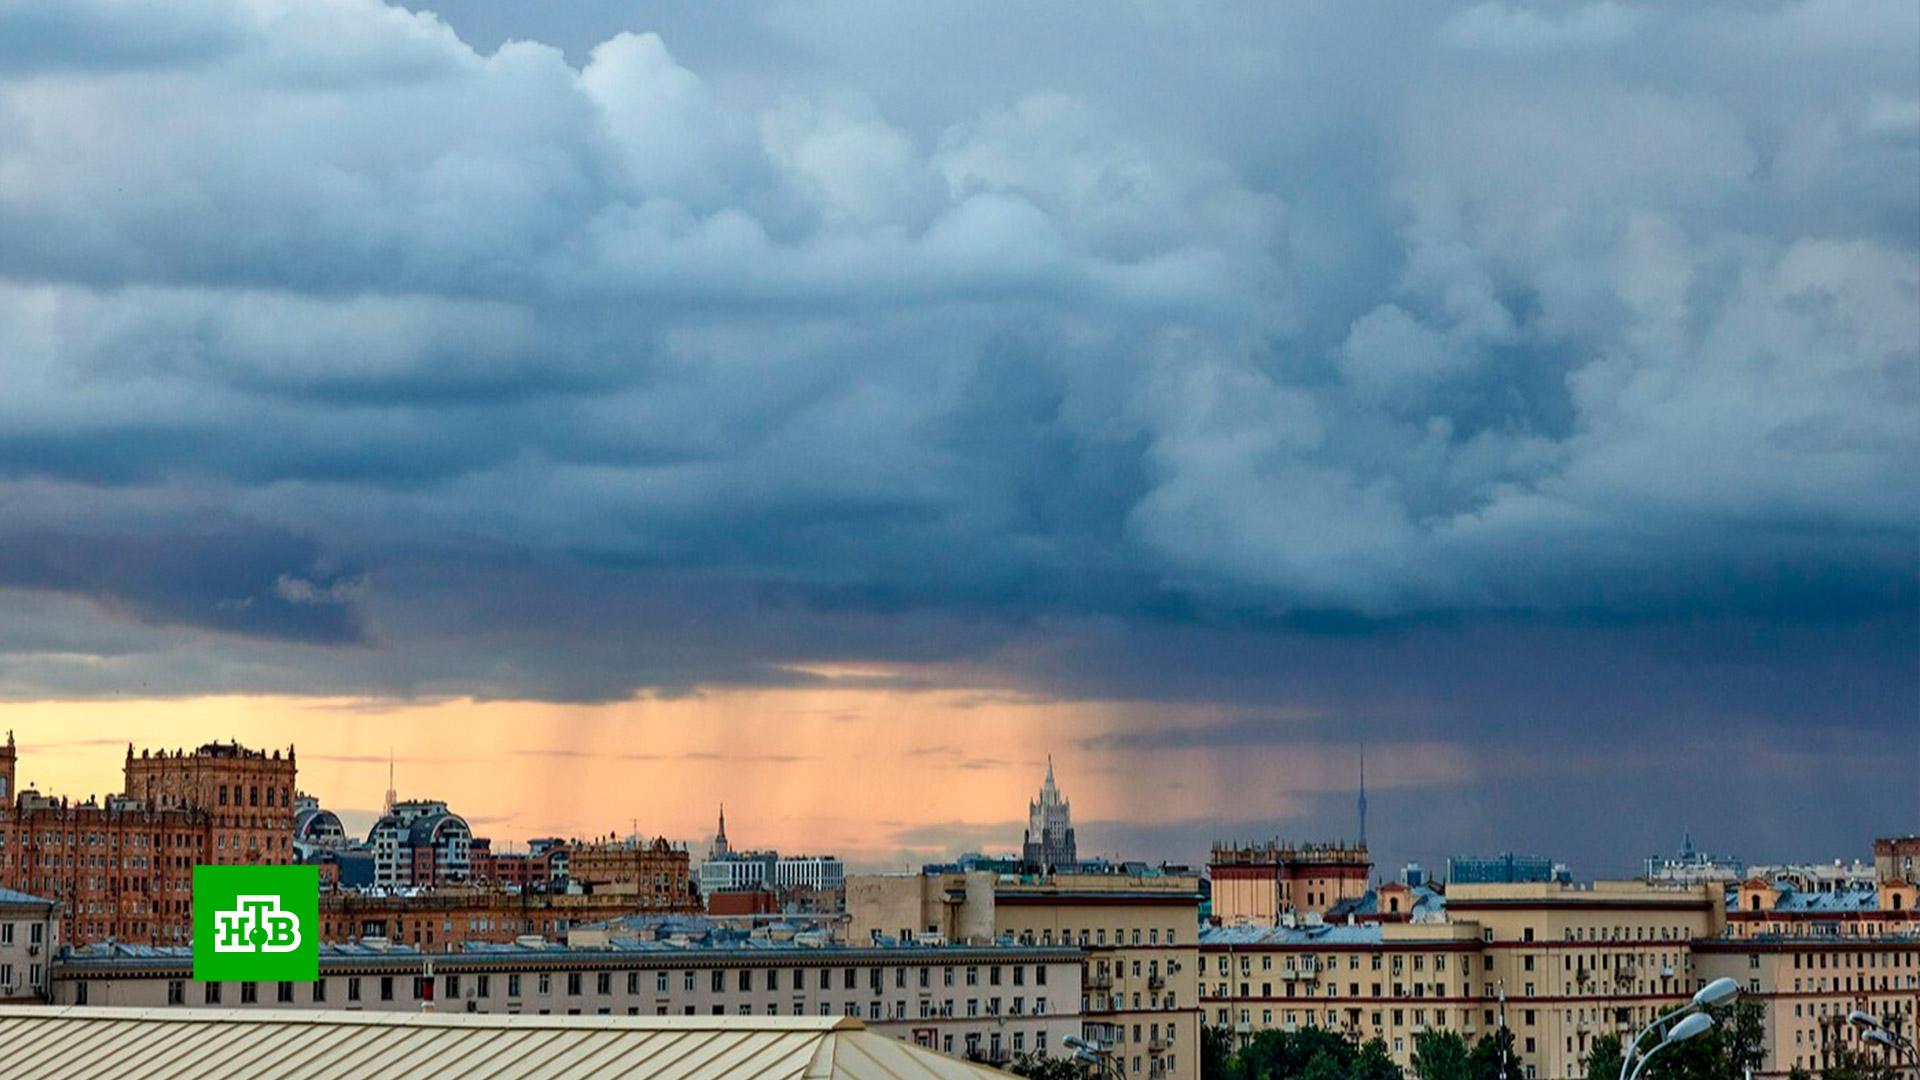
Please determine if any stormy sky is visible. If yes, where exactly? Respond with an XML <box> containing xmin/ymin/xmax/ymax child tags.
<box><xmin>0</xmin><ymin>0</ymin><xmax>1914</xmax><ymax>875</ymax></box>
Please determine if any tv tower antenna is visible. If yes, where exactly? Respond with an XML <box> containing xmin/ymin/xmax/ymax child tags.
<box><xmin>1357</xmin><ymin>744</ymin><xmax>1368</xmax><ymax>849</ymax></box>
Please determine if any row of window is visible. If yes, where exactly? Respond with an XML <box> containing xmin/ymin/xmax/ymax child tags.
<box><xmin>138</xmin><ymin>973</ymin><xmax>1055</xmax><ymax>1020</ymax></box>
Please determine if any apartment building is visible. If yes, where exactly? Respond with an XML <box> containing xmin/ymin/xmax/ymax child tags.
<box><xmin>0</xmin><ymin>737</ymin><xmax>295</xmax><ymax>946</ymax></box>
<box><xmin>52</xmin><ymin>936</ymin><xmax>1084</xmax><ymax>1069</ymax></box>
<box><xmin>318</xmin><ymin>885</ymin><xmax>700</xmax><ymax>947</ymax></box>
<box><xmin>566</xmin><ymin>835</ymin><xmax>695</xmax><ymax>909</ymax></box>
<box><xmin>849</xmin><ymin>865</ymin><xmax>1204</xmax><ymax>1080</ymax></box>
<box><xmin>1696</xmin><ymin>871</ymin><xmax>1920</xmax><ymax>1077</ymax></box>
<box><xmin>0</xmin><ymin>886</ymin><xmax>57</xmax><ymax>1002</ymax></box>
<box><xmin>1204</xmin><ymin>871</ymin><xmax>1920</xmax><ymax>1080</ymax></box>
<box><xmin>1202</xmin><ymin>880</ymin><xmax>1728</xmax><ymax>1080</ymax></box>
<box><xmin>1210</xmin><ymin>841</ymin><xmax>1371</xmax><ymax>924</ymax></box>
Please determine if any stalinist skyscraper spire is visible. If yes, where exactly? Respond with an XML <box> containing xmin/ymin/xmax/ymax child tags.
<box><xmin>710</xmin><ymin>804</ymin><xmax>730</xmax><ymax>861</ymax></box>
<box><xmin>1022</xmin><ymin>754</ymin><xmax>1077</xmax><ymax>872</ymax></box>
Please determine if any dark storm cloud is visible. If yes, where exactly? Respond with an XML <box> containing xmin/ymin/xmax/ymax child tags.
<box><xmin>0</xmin><ymin>0</ymin><xmax>1913</xmax><ymax>858</ymax></box>
<box><xmin>0</xmin><ymin>515</ymin><xmax>364</xmax><ymax>644</ymax></box>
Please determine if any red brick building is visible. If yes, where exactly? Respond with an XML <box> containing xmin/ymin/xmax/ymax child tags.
<box><xmin>0</xmin><ymin>735</ymin><xmax>296</xmax><ymax>946</ymax></box>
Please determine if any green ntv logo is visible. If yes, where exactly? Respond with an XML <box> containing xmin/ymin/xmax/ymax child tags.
<box><xmin>192</xmin><ymin>865</ymin><xmax>319</xmax><ymax>982</ymax></box>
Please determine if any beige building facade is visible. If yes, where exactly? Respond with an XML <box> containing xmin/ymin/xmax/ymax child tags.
<box><xmin>54</xmin><ymin>940</ymin><xmax>1084</xmax><ymax>1069</ymax></box>
<box><xmin>1205</xmin><ymin>876</ymin><xmax>1920</xmax><ymax>1080</ymax></box>
<box><xmin>1204</xmin><ymin>880</ymin><xmax>1728</xmax><ymax>1080</ymax></box>
<box><xmin>850</xmin><ymin>867</ymin><xmax>1204</xmax><ymax>1080</ymax></box>
<box><xmin>1694</xmin><ymin>937</ymin><xmax>1919</xmax><ymax>1077</ymax></box>
<box><xmin>0</xmin><ymin>886</ymin><xmax>57</xmax><ymax>1002</ymax></box>
<box><xmin>1210</xmin><ymin>841</ymin><xmax>1372</xmax><ymax>925</ymax></box>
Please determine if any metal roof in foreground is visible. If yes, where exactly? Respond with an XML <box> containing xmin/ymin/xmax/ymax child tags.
<box><xmin>0</xmin><ymin>1006</ymin><xmax>1015</xmax><ymax>1080</ymax></box>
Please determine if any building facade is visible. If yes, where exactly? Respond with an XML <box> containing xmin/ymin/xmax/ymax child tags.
<box><xmin>1448</xmin><ymin>853</ymin><xmax>1563</xmax><ymax>886</ymax></box>
<box><xmin>1021</xmin><ymin>757</ymin><xmax>1076</xmax><ymax>872</ymax></box>
<box><xmin>850</xmin><ymin>865</ymin><xmax>1204</xmax><ymax>1080</ymax></box>
<box><xmin>567</xmin><ymin>835</ymin><xmax>695</xmax><ymax>910</ymax></box>
<box><xmin>1201</xmin><ymin>872</ymin><xmax>1920</xmax><ymax>1080</ymax></box>
<box><xmin>319</xmin><ymin>885</ymin><xmax>701</xmax><ymax>948</ymax></box>
<box><xmin>1210</xmin><ymin>841</ymin><xmax>1371</xmax><ymax>925</ymax></box>
<box><xmin>0</xmin><ymin>736</ymin><xmax>295</xmax><ymax>946</ymax></box>
<box><xmin>368</xmin><ymin>799</ymin><xmax>474</xmax><ymax>888</ymax></box>
<box><xmin>0</xmin><ymin>886</ymin><xmax>57</xmax><ymax>1002</ymax></box>
<box><xmin>1876</xmin><ymin>837</ymin><xmax>1920</xmax><ymax>886</ymax></box>
<box><xmin>1204</xmin><ymin>880</ymin><xmax>1727</xmax><ymax>1080</ymax></box>
<box><xmin>53</xmin><ymin>937</ymin><xmax>1085</xmax><ymax>1068</ymax></box>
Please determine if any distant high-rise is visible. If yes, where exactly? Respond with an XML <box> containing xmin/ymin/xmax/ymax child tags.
<box><xmin>1447</xmin><ymin>852</ymin><xmax>1560</xmax><ymax>885</ymax></box>
<box><xmin>710</xmin><ymin>804</ymin><xmax>730</xmax><ymax>861</ymax></box>
<box><xmin>1021</xmin><ymin>755</ymin><xmax>1077</xmax><ymax>872</ymax></box>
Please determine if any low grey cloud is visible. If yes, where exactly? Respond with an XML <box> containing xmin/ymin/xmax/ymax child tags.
<box><xmin>0</xmin><ymin>0</ymin><xmax>1912</xmax><ymax>861</ymax></box>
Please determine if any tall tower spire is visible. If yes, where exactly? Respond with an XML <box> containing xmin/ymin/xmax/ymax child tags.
<box><xmin>1357</xmin><ymin>744</ymin><xmax>1368</xmax><ymax>849</ymax></box>
<box><xmin>711</xmin><ymin>804</ymin><xmax>730</xmax><ymax>860</ymax></box>
<box><xmin>383</xmin><ymin>748</ymin><xmax>396</xmax><ymax>815</ymax></box>
<box><xmin>1023</xmin><ymin>754</ymin><xmax>1076</xmax><ymax>873</ymax></box>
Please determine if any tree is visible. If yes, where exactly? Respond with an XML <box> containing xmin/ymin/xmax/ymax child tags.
<box><xmin>1470</xmin><ymin>1027</ymin><xmax>1519</xmax><ymax>1080</ymax></box>
<box><xmin>1237</xmin><ymin>1026</ymin><xmax>1358</xmax><ymax>1080</ymax></box>
<box><xmin>1722</xmin><ymin>1002</ymin><xmax>1767</xmax><ymax>1080</ymax></box>
<box><xmin>1202</xmin><ymin>1025</ymin><xmax>1243</xmax><ymax>1080</ymax></box>
<box><xmin>1647</xmin><ymin>1001</ymin><xmax>1769</xmax><ymax>1080</ymax></box>
<box><xmin>1413</xmin><ymin>1031</ymin><xmax>1474</xmax><ymax>1080</ymax></box>
<box><xmin>1584</xmin><ymin>1034</ymin><xmax>1625</xmax><ymax>1080</ymax></box>
<box><xmin>1009</xmin><ymin>1053</ymin><xmax>1089</xmax><ymax>1080</ymax></box>
<box><xmin>1814</xmin><ymin>1048</ymin><xmax>1901</xmax><ymax>1080</ymax></box>
<box><xmin>1354</xmin><ymin>1036</ymin><xmax>1408</xmax><ymax>1080</ymax></box>
<box><xmin>1300</xmin><ymin>1050</ymin><xmax>1347</xmax><ymax>1080</ymax></box>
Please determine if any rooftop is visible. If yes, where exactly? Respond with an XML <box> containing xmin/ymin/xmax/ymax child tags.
<box><xmin>0</xmin><ymin>1006</ymin><xmax>1012</xmax><ymax>1080</ymax></box>
<box><xmin>0</xmin><ymin>885</ymin><xmax>55</xmax><ymax>908</ymax></box>
<box><xmin>58</xmin><ymin>932</ymin><xmax>1080</xmax><ymax>971</ymax></box>
<box><xmin>1732</xmin><ymin>882</ymin><xmax>1905</xmax><ymax>914</ymax></box>
<box><xmin>1201</xmin><ymin>922</ymin><xmax>1388</xmax><ymax>947</ymax></box>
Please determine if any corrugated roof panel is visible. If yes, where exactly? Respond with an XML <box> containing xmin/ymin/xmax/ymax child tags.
<box><xmin>0</xmin><ymin>1007</ymin><xmax>1012</xmax><ymax>1079</ymax></box>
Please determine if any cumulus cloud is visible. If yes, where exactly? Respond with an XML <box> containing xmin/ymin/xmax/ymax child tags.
<box><xmin>0</xmin><ymin>0</ymin><xmax>1910</xmax><ymax>719</ymax></box>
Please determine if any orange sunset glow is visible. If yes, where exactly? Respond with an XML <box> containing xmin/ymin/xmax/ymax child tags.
<box><xmin>0</xmin><ymin>685</ymin><xmax>1468</xmax><ymax>868</ymax></box>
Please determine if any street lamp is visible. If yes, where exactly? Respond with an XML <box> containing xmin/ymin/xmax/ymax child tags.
<box><xmin>1847</xmin><ymin>1011</ymin><xmax>1918</xmax><ymax>1078</ymax></box>
<box><xmin>1617</xmin><ymin>978</ymin><xmax>1739</xmax><ymax>1080</ymax></box>
<box><xmin>1622</xmin><ymin>1012</ymin><xmax>1715</xmax><ymax>1080</ymax></box>
<box><xmin>1066</xmin><ymin>1035</ymin><xmax>1128</xmax><ymax>1079</ymax></box>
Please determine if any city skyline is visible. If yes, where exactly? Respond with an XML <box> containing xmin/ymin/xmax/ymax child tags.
<box><xmin>0</xmin><ymin>711</ymin><xmax>1896</xmax><ymax>881</ymax></box>
<box><xmin>0</xmin><ymin>1</ymin><xmax>1915</xmax><ymax>881</ymax></box>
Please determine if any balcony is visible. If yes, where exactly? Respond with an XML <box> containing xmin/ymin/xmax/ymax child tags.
<box><xmin>1150</xmin><ymin>1037</ymin><xmax>1173</xmax><ymax>1054</ymax></box>
<box><xmin>1148</xmin><ymin>975</ymin><xmax>1166</xmax><ymax>990</ymax></box>
<box><xmin>1088</xmin><ymin>972</ymin><xmax>1114</xmax><ymax>990</ymax></box>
